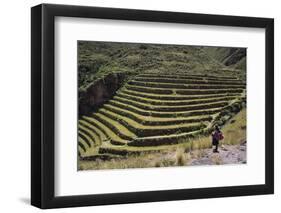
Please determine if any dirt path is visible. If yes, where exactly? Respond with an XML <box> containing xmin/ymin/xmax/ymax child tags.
<box><xmin>188</xmin><ymin>142</ymin><xmax>247</xmax><ymax>166</ymax></box>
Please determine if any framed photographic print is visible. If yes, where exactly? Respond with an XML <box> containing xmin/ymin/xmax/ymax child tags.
<box><xmin>31</xmin><ymin>3</ymin><xmax>274</xmax><ymax>209</ymax></box>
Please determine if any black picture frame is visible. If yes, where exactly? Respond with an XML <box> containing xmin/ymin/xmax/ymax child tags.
<box><xmin>31</xmin><ymin>3</ymin><xmax>274</xmax><ymax>209</ymax></box>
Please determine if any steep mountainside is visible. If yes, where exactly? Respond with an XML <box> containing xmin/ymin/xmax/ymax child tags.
<box><xmin>77</xmin><ymin>41</ymin><xmax>246</xmax><ymax>163</ymax></box>
<box><xmin>78</xmin><ymin>41</ymin><xmax>246</xmax><ymax>116</ymax></box>
<box><xmin>78</xmin><ymin>42</ymin><xmax>246</xmax><ymax>92</ymax></box>
<box><xmin>202</xmin><ymin>47</ymin><xmax>246</xmax><ymax>71</ymax></box>
<box><xmin>78</xmin><ymin>71</ymin><xmax>246</xmax><ymax>159</ymax></box>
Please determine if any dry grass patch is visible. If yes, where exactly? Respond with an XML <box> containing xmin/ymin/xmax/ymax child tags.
<box><xmin>78</xmin><ymin>108</ymin><xmax>246</xmax><ymax>170</ymax></box>
<box><xmin>175</xmin><ymin>148</ymin><xmax>187</xmax><ymax>166</ymax></box>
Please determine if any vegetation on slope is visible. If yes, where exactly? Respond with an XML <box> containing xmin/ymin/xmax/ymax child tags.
<box><xmin>79</xmin><ymin>109</ymin><xmax>246</xmax><ymax>170</ymax></box>
<box><xmin>202</xmin><ymin>47</ymin><xmax>246</xmax><ymax>71</ymax></box>
<box><xmin>78</xmin><ymin>41</ymin><xmax>246</xmax><ymax>92</ymax></box>
<box><xmin>77</xmin><ymin>41</ymin><xmax>247</xmax><ymax>169</ymax></box>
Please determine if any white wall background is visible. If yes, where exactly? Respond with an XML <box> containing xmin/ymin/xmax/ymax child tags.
<box><xmin>0</xmin><ymin>0</ymin><xmax>279</xmax><ymax>212</ymax></box>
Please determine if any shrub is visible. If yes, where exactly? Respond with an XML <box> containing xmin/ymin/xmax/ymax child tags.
<box><xmin>154</xmin><ymin>161</ymin><xmax>161</xmax><ymax>167</ymax></box>
<box><xmin>162</xmin><ymin>158</ymin><xmax>176</xmax><ymax>167</ymax></box>
<box><xmin>139</xmin><ymin>44</ymin><xmax>148</xmax><ymax>50</ymax></box>
<box><xmin>176</xmin><ymin>148</ymin><xmax>187</xmax><ymax>166</ymax></box>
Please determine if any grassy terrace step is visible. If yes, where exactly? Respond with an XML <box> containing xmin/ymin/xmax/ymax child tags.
<box><xmin>103</xmin><ymin>104</ymin><xmax>213</xmax><ymax>125</ymax></box>
<box><xmin>128</xmin><ymin>129</ymin><xmax>204</xmax><ymax>146</ymax></box>
<box><xmin>98</xmin><ymin>144</ymin><xmax>170</xmax><ymax>156</ymax></box>
<box><xmin>138</xmin><ymin>73</ymin><xmax>239</xmax><ymax>80</ymax></box>
<box><xmin>110</xmin><ymin>98</ymin><xmax>229</xmax><ymax>113</ymax></box>
<box><xmin>105</xmin><ymin>101</ymin><xmax>224</xmax><ymax>118</ymax></box>
<box><xmin>78</xmin><ymin>130</ymin><xmax>93</xmax><ymax>147</ymax></box>
<box><xmin>78</xmin><ymin>137</ymin><xmax>89</xmax><ymax>149</ymax></box>
<box><xmin>81</xmin><ymin>153</ymin><xmax>127</xmax><ymax>161</ymax></box>
<box><xmin>125</xmin><ymin>84</ymin><xmax>243</xmax><ymax>95</ymax></box>
<box><xmin>80</xmin><ymin>146</ymin><xmax>100</xmax><ymax>157</ymax></box>
<box><xmin>98</xmin><ymin>128</ymin><xmax>205</xmax><ymax>149</ymax></box>
<box><xmin>134</xmin><ymin>77</ymin><xmax>246</xmax><ymax>85</ymax></box>
<box><xmin>79</xmin><ymin>128</ymin><xmax>102</xmax><ymax>147</ymax></box>
<box><xmin>79</xmin><ymin>120</ymin><xmax>108</xmax><ymax>146</ymax></box>
<box><xmin>100</xmin><ymin>107</ymin><xmax>212</xmax><ymax>125</ymax></box>
<box><xmin>81</xmin><ymin>116</ymin><xmax>130</xmax><ymax>145</ymax></box>
<box><xmin>176</xmin><ymin>88</ymin><xmax>243</xmax><ymax>95</ymax></box>
<box><xmin>125</xmin><ymin>85</ymin><xmax>173</xmax><ymax>94</ymax></box>
<box><xmin>92</xmin><ymin>113</ymin><xmax>136</xmax><ymax>140</ymax></box>
<box><xmin>128</xmin><ymin>80</ymin><xmax>245</xmax><ymax>90</ymax></box>
<box><xmin>98</xmin><ymin>147</ymin><xmax>139</xmax><ymax>156</ymax></box>
<box><xmin>141</xmin><ymin>73</ymin><xmax>209</xmax><ymax>78</ymax></box>
<box><xmin>98</xmin><ymin>108</ymin><xmax>207</xmax><ymax>137</ymax></box>
<box><xmin>137</xmin><ymin>75</ymin><xmax>243</xmax><ymax>84</ymax></box>
<box><xmin>79</xmin><ymin>119</ymin><xmax>113</xmax><ymax>144</ymax></box>
<box><xmin>79</xmin><ymin>122</ymin><xmax>108</xmax><ymax>148</ymax></box>
<box><xmin>78</xmin><ymin>124</ymin><xmax>101</xmax><ymax>146</ymax></box>
<box><xmin>138</xmin><ymin>74</ymin><xmax>204</xmax><ymax>80</ymax></box>
<box><xmin>97</xmin><ymin>117</ymin><xmax>221</xmax><ymax>154</ymax></box>
<box><xmin>78</xmin><ymin>139</ymin><xmax>100</xmax><ymax>157</ymax></box>
<box><xmin>121</xmin><ymin>88</ymin><xmax>242</xmax><ymax>101</ymax></box>
<box><xmin>141</xmin><ymin>72</ymin><xmax>239</xmax><ymax>79</ymax></box>
<box><xmin>116</xmin><ymin>92</ymin><xmax>238</xmax><ymax>106</ymax></box>
<box><xmin>78</xmin><ymin>147</ymin><xmax>84</xmax><ymax>156</ymax></box>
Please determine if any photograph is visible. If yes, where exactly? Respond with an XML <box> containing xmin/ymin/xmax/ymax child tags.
<box><xmin>77</xmin><ymin>41</ymin><xmax>247</xmax><ymax>170</ymax></box>
<box><xmin>29</xmin><ymin>2</ymin><xmax>274</xmax><ymax>209</ymax></box>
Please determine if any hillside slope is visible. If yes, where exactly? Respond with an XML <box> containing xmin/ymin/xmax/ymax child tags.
<box><xmin>78</xmin><ymin>41</ymin><xmax>246</xmax><ymax>116</ymax></box>
<box><xmin>202</xmin><ymin>47</ymin><xmax>246</xmax><ymax>71</ymax></box>
<box><xmin>79</xmin><ymin>109</ymin><xmax>246</xmax><ymax>170</ymax></box>
<box><xmin>77</xmin><ymin>41</ymin><xmax>247</xmax><ymax>168</ymax></box>
<box><xmin>78</xmin><ymin>71</ymin><xmax>246</xmax><ymax>160</ymax></box>
<box><xmin>78</xmin><ymin>42</ymin><xmax>246</xmax><ymax>91</ymax></box>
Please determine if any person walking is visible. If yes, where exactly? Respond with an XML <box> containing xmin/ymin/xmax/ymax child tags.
<box><xmin>212</xmin><ymin>125</ymin><xmax>224</xmax><ymax>153</ymax></box>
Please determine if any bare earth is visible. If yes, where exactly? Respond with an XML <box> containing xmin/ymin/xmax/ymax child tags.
<box><xmin>188</xmin><ymin>142</ymin><xmax>247</xmax><ymax>166</ymax></box>
<box><xmin>79</xmin><ymin>142</ymin><xmax>247</xmax><ymax>170</ymax></box>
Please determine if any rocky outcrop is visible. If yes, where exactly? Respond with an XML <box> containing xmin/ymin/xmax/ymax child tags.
<box><xmin>79</xmin><ymin>72</ymin><xmax>126</xmax><ymax>116</ymax></box>
<box><xmin>202</xmin><ymin>47</ymin><xmax>246</xmax><ymax>69</ymax></box>
<box><xmin>224</xmin><ymin>48</ymin><xmax>246</xmax><ymax>66</ymax></box>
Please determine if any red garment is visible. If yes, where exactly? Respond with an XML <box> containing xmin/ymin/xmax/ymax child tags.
<box><xmin>213</xmin><ymin>131</ymin><xmax>224</xmax><ymax>141</ymax></box>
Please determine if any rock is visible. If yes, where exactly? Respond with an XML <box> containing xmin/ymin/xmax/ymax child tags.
<box><xmin>240</xmin><ymin>147</ymin><xmax>246</xmax><ymax>151</ymax></box>
<box><xmin>79</xmin><ymin>72</ymin><xmax>126</xmax><ymax>116</ymax></box>
<box><xmin>221</xmin><ymin>145</ymin><xmax>228</xmax><ymax>151</ymax></box>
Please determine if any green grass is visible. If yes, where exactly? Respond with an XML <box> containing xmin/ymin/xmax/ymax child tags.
<box><xmin>125</xmin><ymin>84</ymin><xmax>243</xmax><ymax>95</ymax></box>
<box><xmin>97</xmin><ymin>108</ymin><xmax>206</xmax><ymax>137</ymax></box>
<box><xmin>128</xmin><ymin>80</ymin><xmax>245</xmax><ymax>90</ymax></box>
<box><xmin>78</xmin><ymin>130</ymin><xmax>94</xmax><ymax>147</ymax></box>
<box><xmin>78</xmin><ymin>41</ymin><xmax>246</xmax><ymax>169</ymax></box>
<box><xmin>78</xmin><ymin>125</ymin><xmax>100</xmax><ymax>146</ymax></box>
<box><xmin>81</xmin><ymin>116</ymin><xmax>129</xmax><ymax>145</ymax></box>
<box><xmin>221</xmin><ymin>108</ymin><xmax>246</xmax><ymax>145</ymax></box>
<box><xmin>79</xmin><ymin>109</ymin><xmax>246</xmax><ymax>170</ymax></box>
<box><xmin>121</xmin><ymin>88</ymin><xmax>242</xmax><ymax>100</ymax></box>
<box><xmin>78</xmin><ymin>41</ymin><xmax>246</xmax><ymax>91</ymax></box>
<box><xmin>100</xmin><ymin>107</ymin><xmax>212</xmax><ymax>126</ymax></box>
<box><xmin>137</xmin><ymin>73</ymin><xmax>239</xmax><ymax>80</ymax></box>
<box><xmin>113</xmin><ymin>95</ymin><xmax>231</xmax><ymax>112</ymax></box>
<box><xmin>93</xmin><ymin>113</ymin><xmax>136</xmax><ymax>140</ymax></box>
<box><xmin>109</xmin><ymin>99</ymin><xmax>229</xmax><ymax>117</ymax></box>
<box><xmin>116</xmin><ymin>91</ymin><xmax>239</xmax><ymax>106</ymax></box>
<box><xmin>78</xmin><ymin>97</ymin><xmax>245</xmax><ymax>156</ymax></box>
<box><xmin>78</xmin><ymin>137</ymin><xmax>89</xmax><ymax>149</ymax></box>
<box><xmin>134</xmin><ymin>76</ymin><xmax>246</xmax><ymax>85</ymax></box>
<box><xmin>79</xmin><ymin>120</ymin><xmax>108</xmax><ymax>142</ymax></box>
